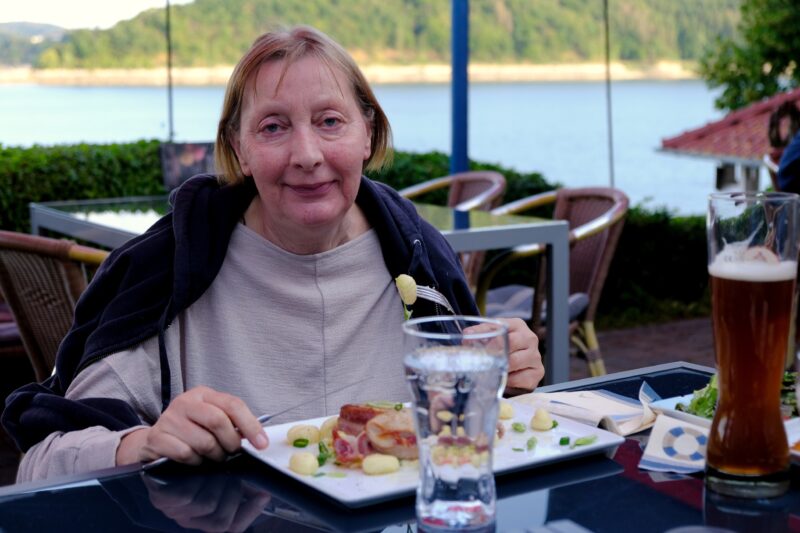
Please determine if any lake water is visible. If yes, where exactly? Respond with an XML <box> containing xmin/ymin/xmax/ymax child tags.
<box><xmin>0</xmin><ymin>80</ymin><xmax>739</xmax><ymax>215</ymax></box>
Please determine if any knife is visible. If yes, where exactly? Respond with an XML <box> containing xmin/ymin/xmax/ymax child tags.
<box><xmin>142</xmin><ymin>376</ymin><xmax>371</xmax><ymax>470</ymax></box>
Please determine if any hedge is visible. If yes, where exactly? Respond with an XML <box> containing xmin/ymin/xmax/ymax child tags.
<box><xmin>0</xmin><ymin>141</ymin><xmax>709</xmax><ymax>327</ymax></box>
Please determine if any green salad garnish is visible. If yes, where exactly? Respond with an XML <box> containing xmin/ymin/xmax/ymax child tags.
<box><xmin>675</xmin><ymin>375</ymin><xmax>718</xmax><ymax>419</ymax></box>
<box><xmin>676</xmin><ymin>372</ymin><xmax>798</xmax><ymax>418</ymax></box>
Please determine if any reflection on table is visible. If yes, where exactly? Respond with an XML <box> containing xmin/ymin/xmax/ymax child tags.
<box><xmin>29</xmin><ymin>194</ymin><xmax>572</xmax><ymax>384</ymax></box>
<box><xmin>2</xmin><ymin>362</ymin><xmax>796</xmax><ymax>533</ymax></box>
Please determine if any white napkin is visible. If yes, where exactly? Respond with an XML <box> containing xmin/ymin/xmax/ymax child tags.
<box><xmin>512</xmin><ymin>382</ymin><xmax>660</xmax><ymax>436</ymax></box>
<box><xmin>638</xmin><ymin>415</ymin><xmax>800</xmax><ymax>474</ymax></box>
<box><xmin>638</xmin><ymin>414</ymin><xmax>708</xmax><ymax>474</ymax></box>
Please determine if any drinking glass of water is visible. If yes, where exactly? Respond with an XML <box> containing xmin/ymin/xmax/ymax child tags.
<box><xmin>402</xmin><ymin>316</ymin><xmax>509</xmax><ymax>532</ymax></box>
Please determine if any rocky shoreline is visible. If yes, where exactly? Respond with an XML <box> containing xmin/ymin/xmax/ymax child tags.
<box><xmin>0</xmin><ymin>61</ymin><xmax>698</xmax><ymax>86</ymax></box>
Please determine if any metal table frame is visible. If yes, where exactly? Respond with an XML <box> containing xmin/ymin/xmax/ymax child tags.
<box><xmin>30</xmin><ymin>197</ymin><xmax>571</xmax><ymax>384</ymax></box>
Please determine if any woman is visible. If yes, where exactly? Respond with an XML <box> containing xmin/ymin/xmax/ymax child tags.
<box><xmin>3</xmin><ymin>26</ymin><xmax>543</xmax><ymax>481</ymax></box>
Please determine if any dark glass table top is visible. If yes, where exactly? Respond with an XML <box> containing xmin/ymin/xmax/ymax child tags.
<box><xmin>1</xmin><ymin>362</ymin><xmax>797</xmax><ymax>532</ymax></box>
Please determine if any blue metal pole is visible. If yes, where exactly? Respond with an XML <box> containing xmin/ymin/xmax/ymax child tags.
<box><xmin>451</xmin><ymin>0</ymin><xmax>469</xmax><ymax>174</ymax></box>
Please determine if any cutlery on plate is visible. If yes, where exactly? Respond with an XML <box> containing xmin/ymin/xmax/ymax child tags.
<box><xmin>142</xmin><ymin>376</ymin><xmax>371</xmax><ymax>470</ymax></box>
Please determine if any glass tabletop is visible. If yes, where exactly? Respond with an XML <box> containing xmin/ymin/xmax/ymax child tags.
<box><xmin>1</xmin><ymin>362</ymin><xmax>796</xmax><ymax>532</ymax></box>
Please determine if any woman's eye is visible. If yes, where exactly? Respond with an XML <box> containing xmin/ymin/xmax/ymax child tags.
<box><xmin>263</xmin><ymin>123</ymin><xmax>281</xmax><ymax>134</ymax></box>
<box><xmin>322</xmin><ymin>117</ymin><xmax>340</xmax><ymax>127</ymax></box>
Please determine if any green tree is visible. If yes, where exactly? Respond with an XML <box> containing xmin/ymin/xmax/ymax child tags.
<box><xmin>699</xmin><ymin>0</ymin><xmax>800</xmax><ymax>110</ymax></box>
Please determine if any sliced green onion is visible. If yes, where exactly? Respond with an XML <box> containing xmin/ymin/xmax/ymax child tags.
<box><xmin>551</xmin><ymin>420</ymin><xmax>559</xmax><ymax>429</ymax></box>
<box><xmin>526</xmin><ymin>436</ymin><xmax>537</xmax><ymax>451</ymax></box>
<box><xmin>326</xmin><ymin>472</ymin><xmax>347</xmax><ymax>478</ymax></box>
<box><xmin>394</xmin><ymin>403</ymin><xmax>404</xmax><ymax>411</ymax></box>
<box><xmin>559</xmin><ymin>436</ymin><xmax>570</xmax><ymax>446</ymax></box>
<box><xmin>293</xmin><ymin>438</ymin><xmax>309</xmax><ymax>448</ymax></box>
<box><xmin>318</xmin><ymin>441</ymin><xmax>332</xmax><ymax>466</ymax></box>
<box><xmin>511</xmin><ymin>422</ymin><xmax>526</xmax><ymax>433</ymax></box>
<box><xmin>512</xmin><ymin>447</ymin><xmax>524</xmax><ymax>452</ymax></box>
<box><xmin>571</xmin><ymin>435</ymin><xmax>598</xmax><ymax>448</ymax></box>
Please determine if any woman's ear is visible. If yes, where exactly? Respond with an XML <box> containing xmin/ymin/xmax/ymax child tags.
<box><xmin>231</xmin><ymin>135</ymin><xmax>251</xmax><ymax>176</ymax></box>
<box><xmin>363</xmin><ymin>121</ymin><xmax>373</xmax><ymax>161</ymax></box>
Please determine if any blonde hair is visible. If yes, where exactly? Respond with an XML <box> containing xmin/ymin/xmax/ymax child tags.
<box><xmin>215</xmin><ymin>26</ymin><xmax>393</xmax><ymax>184</ymax></box>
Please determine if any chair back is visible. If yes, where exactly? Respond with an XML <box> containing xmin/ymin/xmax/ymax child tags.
<box><xmin>398</xmin><ymin>170</ymin><xmax>507</xmax><ymax>291</ymax></box>
<box><xmin>554</xmin><ymin>187</ymin><xmax>629</xmax><ymax>322</ymax></box>
<box><xmin>0</xmin><ymin>231</ymin><xmax>108</xmax><ymax>381</ymax></box>
<box><xmin>446</xmin><ymin>171</ymin><xmax>506</xmax><ymax>211</ymax></box>
<box><xmin>397</xmin><ymin>170</ymin><xmax>506</xmax><ymax>211</ymax></box>
<box><xmin>477</xmin><ymin>186</ymin><xmax>627</xmax><ymax>377</ymax></box>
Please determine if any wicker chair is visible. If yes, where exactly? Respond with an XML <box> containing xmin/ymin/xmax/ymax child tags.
<box><xmin>475</xmin><ymin>187</ymin><xmax>629</xmax><ymax>377</ymax></box>
<box><xmin>0</xmin><ymin>294</ymin><xmax>26</xmax><ymax>364</ymax></box>
<box><xmin>398</xmin><ymin>171</ymin><xmax>507</xmax><ymax>290</ymax></box>
<box><xmin>0</xmin><ymin>231</ymin><xmax>109</xmax><ymax>382</ymax></box>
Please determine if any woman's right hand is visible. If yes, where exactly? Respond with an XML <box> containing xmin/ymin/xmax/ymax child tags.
<box><xmin>116</xmin><ymin>386</ymin><xmax>269</xmax><ymax>466</ymax></box>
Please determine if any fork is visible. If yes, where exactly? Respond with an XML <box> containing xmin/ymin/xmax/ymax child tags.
<box><xmin>415</xmin><ymin>285</ymin><xmax>457</xmax><ymax>315</ymax></box>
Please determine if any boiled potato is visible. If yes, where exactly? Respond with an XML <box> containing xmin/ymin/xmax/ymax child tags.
<box><xmin>530</xmin><ymin>407</ymin><xmax>554</xmax><ymax>431</ymax></box>
<box><xmin>498</xmin><ymin>401</ymin><xmax>514</xmax><ymax>420</ymax></box>
<box><xmin>286</xmin><ymin>424</ymin><xmax>320</xmax><ymax>445</ymax></box>
<box><xmin>319</xmin><ymin>416</ymin><xmax>338</xmax><ymax>442</ymax></box>
<box><xmin>362</xmin><ymin>453</ymin><xmax>400</xmax><ymax>475</ymax></box>
<box><xmin>289</xmin><ymin>452</ymin><xmax>319</xmax><ymax>475</ymax></box>
<box><xmin>436</xmin><ymin>410</ymin><xmax>454</xmax><ymax>422</ymax></box>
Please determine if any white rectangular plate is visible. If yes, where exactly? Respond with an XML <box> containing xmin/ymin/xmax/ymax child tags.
<box><xmin>242</xmin><ymin>402</ymin><xmax>624</xmax><ymax>508</ymax></box>
<box><xmin>650</xmin><ymin>395</ymin><xmax>800</xmax><ymax>462</ymax></box>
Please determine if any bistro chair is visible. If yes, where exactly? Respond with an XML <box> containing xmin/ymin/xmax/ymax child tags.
<box><xmin>0</xmin><ymin>231</ymin><xmax>109</xmax><ymax>382</ymax></box>
<box><xmin>0</xmin><ymin>294</ymin><xmax>26</xmax><ymax>365</ymax></box>
<box><xmin>398</xmin><ymin>171</ymin><xmax>507</xmax><ymax>290</ymax></box>
<box><xmin>475</xmin><ymin>187</ymin><xmax>629</xmax><ymax>377</ymax></box>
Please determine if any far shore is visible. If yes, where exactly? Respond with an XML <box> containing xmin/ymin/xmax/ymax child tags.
<box><xmin>0</xmin><ymin>61</ymin><xmax>699</xmax><ymax>86</ymax></box>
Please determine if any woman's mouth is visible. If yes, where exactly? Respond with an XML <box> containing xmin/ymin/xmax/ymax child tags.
<box><xmin>288</xmin><ymin>181</ymin><xmax>335</xmax><ymax>197</ymax></box>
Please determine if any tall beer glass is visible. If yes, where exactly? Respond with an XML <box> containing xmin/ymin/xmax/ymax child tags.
<box><xmin>706</xmin><ymin>191</ymin><xmax>799</xmax><ymax>498</ymax></box>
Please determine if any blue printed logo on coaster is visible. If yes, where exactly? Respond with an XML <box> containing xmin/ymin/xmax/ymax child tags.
<box><xmin>661</xmin><ymin>426</ymin><xmax>707</xmax><ymax>462</ymax></box>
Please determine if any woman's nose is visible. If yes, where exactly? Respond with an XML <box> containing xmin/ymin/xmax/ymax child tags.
<box><xmin>290</xmin><ymin>127</ymin><xmax>323</xmax><ymax>171</ymax></box>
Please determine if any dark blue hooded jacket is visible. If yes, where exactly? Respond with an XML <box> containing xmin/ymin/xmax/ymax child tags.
<box><xmin>778</xmin><ymin>130</ymin><xmax>800</xmax><ymax>194</ymax></box>
<box><xmin>2</xmin><ymin>175</ymin><xmax>477</xmax><ymax>451</ymax></box>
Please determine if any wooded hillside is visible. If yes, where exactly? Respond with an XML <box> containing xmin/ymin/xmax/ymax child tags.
<box><xmin>6</xmin><ymin>0</ymin><xmax>741</xmax><ymax>69</ymax></box>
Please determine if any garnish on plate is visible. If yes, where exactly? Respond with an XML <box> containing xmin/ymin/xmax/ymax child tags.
<box><xmin>676</xmin><ymin>372</ymin><xmax>798</xmax><ymax>419</ymax></box>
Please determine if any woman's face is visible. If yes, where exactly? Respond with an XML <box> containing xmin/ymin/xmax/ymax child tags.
<box><xmin>232</xmin><ymin>55</ymin><xmax>371</xmax><ymax>232</ymax></box>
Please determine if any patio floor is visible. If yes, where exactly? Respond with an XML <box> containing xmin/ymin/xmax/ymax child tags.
<box><xmin>0</xmin><ymin>316</ymin><xmax>715</xmax><ymax>487</ymax></box>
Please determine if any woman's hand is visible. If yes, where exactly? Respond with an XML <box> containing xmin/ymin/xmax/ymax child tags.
<box><xmin>497</xmin><ymin>318</ymin><xmax>544</xmax><ymax>394</ymax></box>
<box><xmin>116</xmin><ymin>386</ymin><xmax>269</xmax><ymax>466</ymax></box>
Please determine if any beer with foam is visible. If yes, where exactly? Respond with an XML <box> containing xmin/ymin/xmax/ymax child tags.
<box><xmin>706</xmin><ymin>258</ymin><xmax>794</xmax><ymax>481</ymax></box>
<box><xmin>705</xmin><ymin>191</ymin><xmax>799</xmax><ymax>498</ymax></box>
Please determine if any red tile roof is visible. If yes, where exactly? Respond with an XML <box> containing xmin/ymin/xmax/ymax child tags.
<box><xmin>660</xmin><ymin>88</ymin><xmax>800</xmax><ymax>165</ymax></box>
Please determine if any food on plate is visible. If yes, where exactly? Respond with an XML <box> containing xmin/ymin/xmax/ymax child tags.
<box><xmin>498</xmin><ymin>401</ymin><xmax>514</xmax><ymax>420</ymax></box>
<box><xmin>430</xmin><ymin>441</ymin><xmax>489</xmax><ymax>467</ymax></box>
<box><xmin>675</xmin><ymin>375</ymin><xmax>717</xmax><ymax>419</ymax></box>
<box><xmin>676</xmin><ymin>372</ymin><xmax>798</xmax><ymax>419</ymax></box>
<box><xmin>289</xmin><ymin>452</ymin><xmax>319</xmax><ymax>475</ymax></box>
<box><xmin>362</xmin><ymin>453</ymin><xmax>401</xmax><ymax>475</ymax></box>
<box><xmin>286</xmin><ymin>424</ymin><xmax>321</xmax><ymax>446</ymax></box>
<box><xmin>530</xmin><ymin>407</ymin><xmax>555</xmax><ymax>431</ymax></box>
<box><xmin>319</xmin><ymin>416</ymin><xmax>338</xmax><ymax>443</ymax></box>
<box><xmin>435</xmin><ymin>409</ymin><xmax>455</xmax><ymax>422</ymax></box>
<box><xmin>781</xmin><ymin>372</ymin><xmax>798</xmax><ymax>417</ymax></box>
<box><xmin>793</xmin><ymin>440</ymin><xmax>800</xmax><ymax>452</ymax></box>
<box><xmin>333</xmin><ymin>403</ymin><xmax>418</xmax><ymax>467</ymax></box>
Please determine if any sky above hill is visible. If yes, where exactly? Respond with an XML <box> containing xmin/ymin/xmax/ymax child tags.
<box><xmin>0</xmin><ymin>0</ymin><xmax>194</xmax><ymax>30</ymax></box>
